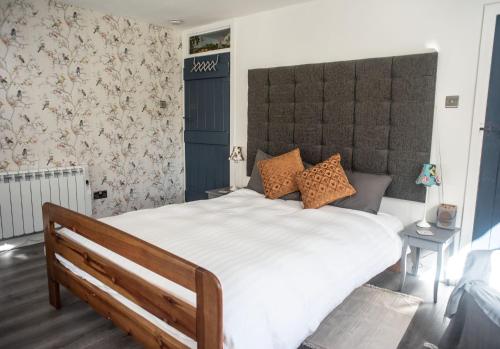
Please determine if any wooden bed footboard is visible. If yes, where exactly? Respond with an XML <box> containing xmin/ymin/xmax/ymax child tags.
<box><xmin>42</xmin><ymin>202</ymin><xmax>223</xmax><ymax>349</ymax></box>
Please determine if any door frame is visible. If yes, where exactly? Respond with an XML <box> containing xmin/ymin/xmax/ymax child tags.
<box><xmin>462</xmin><ymin>3</ymin><xmax>500</xmax><ymax>249</ymax></box>
<box><xmin>182</xmin><ymin>21</ymin><xmax>237</xmax><ymax>196</ymax></box>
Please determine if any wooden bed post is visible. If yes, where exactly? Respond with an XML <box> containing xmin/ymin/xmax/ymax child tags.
<box><xmin>43</xmin><ymin>203</ymin><xmax>61</xmax><ymax>309</ymax></box>
<box><xmin>196</xmin><ymin>267</ymin><xmax>223</xmax><ymax>349</ymax></box>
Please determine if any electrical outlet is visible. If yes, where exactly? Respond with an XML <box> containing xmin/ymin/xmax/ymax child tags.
<box><xmin>445</xmin><ymin>95</ymin><xmax>459</xmax><ymax>108</ymax></box>
<box><xmin>93</xmin><ymin>190</ymin><xmax>107</xmax><ymax>200</ymax></box>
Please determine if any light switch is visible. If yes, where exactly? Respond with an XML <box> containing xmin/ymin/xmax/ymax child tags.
<box><xmin>445</xmin><ymin>95</ymin><xmax>459</xmax><ymax>108</ymax></box>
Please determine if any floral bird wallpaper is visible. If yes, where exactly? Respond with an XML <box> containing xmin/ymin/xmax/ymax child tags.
<box><xmin>0</xmin><ymin>0</ymin><xmax>184</xmax><ymax>217</ymax></box>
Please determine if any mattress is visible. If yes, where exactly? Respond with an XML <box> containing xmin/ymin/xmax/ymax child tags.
<box><xmin>56</xmin><ymin>188</ymin><xmax>403</xmax><ymax>349</ymax></box>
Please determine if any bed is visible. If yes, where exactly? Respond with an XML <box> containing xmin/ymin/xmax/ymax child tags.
<box><xmin>43</xmin><ymin>52</ymin><xmax>438</xmax><ymax>349</ymax></box>
<box><xmin>46</xmin><ymin>189</ymin><xmax>402</xmax><ymax>349</ymax></box>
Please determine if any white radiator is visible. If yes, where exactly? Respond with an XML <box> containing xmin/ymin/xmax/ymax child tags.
<box><xmin>0</xmin><ymin>166</ymin><xmax>92</xmax><ymax>240</ymax></box>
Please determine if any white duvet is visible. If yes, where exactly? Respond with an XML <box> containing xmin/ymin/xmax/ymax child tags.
<box><xmin>58</xmin><ymin>189</ymin><xmax>403</xmax><ymax>349</ymax></box>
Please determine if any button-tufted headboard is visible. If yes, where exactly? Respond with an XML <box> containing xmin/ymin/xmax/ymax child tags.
<box><xmin>247</xmin><ymin>52</ymin><xmax>437</xmax><ymax>202</ymax></box>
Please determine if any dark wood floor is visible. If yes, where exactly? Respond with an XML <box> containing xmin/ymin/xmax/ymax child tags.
<box><xmin>0</xmin><ymin>243</ymin><xmax>452</xmax><ymax>349</ymax></box>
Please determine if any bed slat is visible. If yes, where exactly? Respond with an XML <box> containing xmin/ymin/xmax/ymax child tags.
<box><xmin>53</xmin><ymin>262</ymin><xmax>190</xmax><ymax>349</ymax></box>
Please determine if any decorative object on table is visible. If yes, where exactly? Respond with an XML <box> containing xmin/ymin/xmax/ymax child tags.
<box><xmin>189</xmin><ymin>28</ymin><xmax>230</xmax><ymax>54</ymax></box>
<box><xmin>417</xmin><ymin>229</ymin><xmax>434</xmax><ymax>236</ymax></box>
<box><xmin>436</xmin><ymin>203</ymin><xmax>457</xmax><ymax>230</ymax></box>
<box><xmin>400</xmin><ymin>222</ymin><xmax>460</xmax><ymax>303</ymax></box>
<box><xmin>228</xmin><ymin>146</ymin><xmax>244</xmax><ymax>191</ymax></box>
<box><xmin>415</xmin><ymin>163</ymin><xmax>441</xmax><ymax>228</ymax></box>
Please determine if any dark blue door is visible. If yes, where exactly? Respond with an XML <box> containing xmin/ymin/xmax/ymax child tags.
<box><xmin>473</xmin><ymin>16</ymin><xmax>500</xmax><ymax>249</ymax></box>
<box><xmin>184</xmin><ymin>53</ymin><xmax>230</xmax><ymax>201</ymax></box>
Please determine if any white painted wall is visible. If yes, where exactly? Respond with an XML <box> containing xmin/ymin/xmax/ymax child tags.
<box><xmin>184</xmin><ymin>0</ymin><xmax>495</xmax><ymax>246</ymax></box>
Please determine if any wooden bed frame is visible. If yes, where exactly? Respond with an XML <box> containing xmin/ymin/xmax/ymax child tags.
<box><xmin>42</xmin><ymin>202</ymin><xmax>223</xmax><ymax>349</ymax></box>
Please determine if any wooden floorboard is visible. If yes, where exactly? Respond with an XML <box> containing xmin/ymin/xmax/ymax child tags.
<box><xmin>0</xmin><ymin>243</ymin><xmax>452</xmax><ymax>349</ymax></box>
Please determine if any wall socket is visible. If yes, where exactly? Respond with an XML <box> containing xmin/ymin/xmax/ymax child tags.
<box><xmin>93</xmin><ymin>190</ymin><xmax>107</xmax><ymax>200</ymax></box>
<box><xmin>445</xmin><ymin>95</ymin><xmax>459</xmax><ymax>108</ymax></box>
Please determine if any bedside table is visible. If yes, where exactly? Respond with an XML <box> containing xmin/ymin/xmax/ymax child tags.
<box><xmin>399</xmin><ymin>222</ymin><xmax>460</xmax><ymax>303</ymax></box>
<box><xmin>205</xmin><ymin>187</ymin><xmax>232</xmax><ymax>199</ymax></box>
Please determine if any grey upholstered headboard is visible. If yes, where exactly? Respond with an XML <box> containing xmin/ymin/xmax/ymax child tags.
<box><xmin>247</xmin><ymin>52</ymin><xmax>437</xmax><ymax>202</ymax></box>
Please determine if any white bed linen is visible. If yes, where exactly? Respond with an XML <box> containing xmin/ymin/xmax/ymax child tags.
<box><xmin>57</xmin><ymin>189</ymin><xmax>403</xmax><ymax>349</ymax></box>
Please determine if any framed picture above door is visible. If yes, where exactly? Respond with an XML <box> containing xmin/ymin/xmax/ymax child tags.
<box><xmin>189</xmin><ymin>28</ymin><xmax>230</xmax><ymax>55</ymax></box>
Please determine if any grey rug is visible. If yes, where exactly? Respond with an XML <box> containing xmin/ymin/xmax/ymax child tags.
<box><xmin>303</xmin><ymin>284</ymin><xmax>422</xmax><ymax>349</ymax></box>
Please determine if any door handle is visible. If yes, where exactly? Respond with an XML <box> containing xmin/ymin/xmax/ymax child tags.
<box><xmin>480</xmin><ymin>126</ymin><xmax>500</xmax><ymax>132</ymax></box>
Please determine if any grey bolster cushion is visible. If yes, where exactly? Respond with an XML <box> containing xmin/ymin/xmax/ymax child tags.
<box><xmin>331</xmin><ymin>171</ymin><xmax>392</xmax><ymax>214</ymax></box>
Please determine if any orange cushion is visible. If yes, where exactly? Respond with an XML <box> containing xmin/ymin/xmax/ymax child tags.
<box><xmin>257</xmin><ymin>148</ymin><xmax>305</xmax><ymax>199</ymax></box>
<box><xmin>296</xmin><ymin>154</ymin><xmax>356</xmax><ymax>209</ymax></box>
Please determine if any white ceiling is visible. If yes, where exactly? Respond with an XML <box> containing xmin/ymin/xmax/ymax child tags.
<box><xmin>62</xmin><ymin>0</ymin><xmax>314</xmax><ymax>29</ymax></box>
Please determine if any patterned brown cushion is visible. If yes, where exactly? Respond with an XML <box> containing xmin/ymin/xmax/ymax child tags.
<box><xmin>296</xmin><ymin>154</ymin><xmax>356</xmax><ymax>209</ymax></box>
<box><xmin>257</xmin><ymin>148</ymin><xmax>305</xmax><ymax>199</ymax></box>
